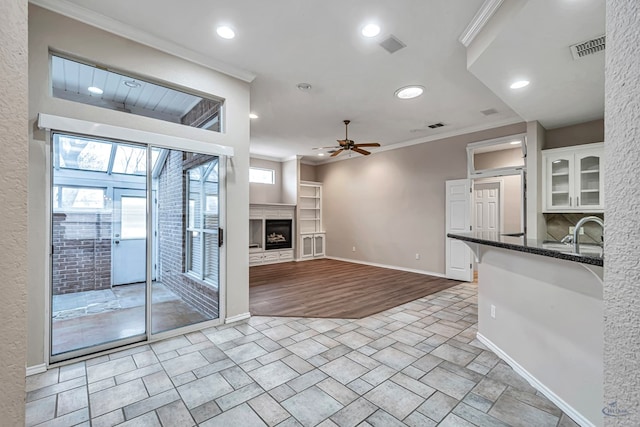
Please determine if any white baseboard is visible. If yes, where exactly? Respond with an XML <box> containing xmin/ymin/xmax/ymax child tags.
<box><xmin>225</xmin><ymin>312</ymin><xmax>251</xmax><ymax>324</ymax></box>
<box><xmin>476</xmin><ymin>333</ymin><xmax>593</xmax><ymax>427</ymax></box>
<box><xmin>326</xmin><ymin>256</ymin><xmax>446</xmax><ymax>278</ymax></box>
<box><xmin>26</xmin><ymin>364</ymin><xmax>47</xmax><ymax>377</ymax></box>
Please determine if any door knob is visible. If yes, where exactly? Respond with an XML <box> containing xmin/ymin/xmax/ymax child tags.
<box><xmin>114</xmin><ymin>240</ymin><xmax>120</xmax><ymax>244</ymax></box>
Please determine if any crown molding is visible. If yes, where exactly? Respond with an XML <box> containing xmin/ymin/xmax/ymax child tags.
<box><xmin>459</xmin><ymin>0</ymin><xmax>505</xmax><ymax>47</ymax></box>
<box><xmin>312</xmin><ymin>116</ymin><xmax>525</xmax><ymax>165</ymax></box>
<box><xmin>29</xmin><ymin>0</ymin><xmax>256</xmax><ymax>82</ymax></box>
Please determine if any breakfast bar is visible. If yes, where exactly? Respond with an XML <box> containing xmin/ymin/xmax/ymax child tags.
<box><xmin>448</xmin><ymin>231</ymin><xmax>603</xmax><ymax>427</ymax></box>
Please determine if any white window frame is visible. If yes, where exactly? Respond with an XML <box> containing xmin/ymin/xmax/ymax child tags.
<box><xmin>249</xmin><ymin>167</ymin><xmax>275</xmax><ymax>184</ymax></box>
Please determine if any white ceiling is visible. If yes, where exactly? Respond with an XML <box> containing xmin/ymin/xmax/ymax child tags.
<box><xmin>33</xmin><ymin>0</ymin><xmax>604</xmax><ymax>163</ymax></box>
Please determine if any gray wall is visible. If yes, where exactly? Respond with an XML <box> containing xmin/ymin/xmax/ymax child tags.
<box><xmin>28</xmin><ymin>6</ymin><xmax>250</xmax><ymax>367</ymax></box>
<box><xmin>249</xmin><ymin>158</ymin><xmax>283</xmax><ymax>204</ymax></box>
<box><xmin>0</xmin><ymin>0</ymin><xmax>28</xmax><ymax>423</ymax></box>
<box><xmin>474</xmin><ymin>148</ymin><xmax>524</xmax><ymax>169</ymax></box>
<box><xmin>316</xmin><ymin>122</ymin><xmax>526</xmax><ymax>274</ymax></box>
<box><xmin>545</xmin><ymin>119</ymin><xmax>604</xmax><ymax>150</ymax></box>
<box><xmin>300</xmin><ymin>163</ymin><xmax>318</xmax><ymax>182</ymax></box>
<box><xmin>604</xmin><ymin>1</ymin><xmax>640</xmax><ymax>424</ymax></box>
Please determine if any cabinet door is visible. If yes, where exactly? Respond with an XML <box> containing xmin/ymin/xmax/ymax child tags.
<box><xmin>313</xmin><ymin>234</ymin><xmax>325</xmax><ymax>257</ymax></box>
<box><xmin>300</xmin><ymin>235</ymin><xmax>314</xmax><ymax>258</ymax></box>
<box><xmin>545</xmin><ymin>153</ymin><xmax>574</xmax><ymax>210</ymax></box>
<box><xmin>575</xmin><ymin>149</ymin><xmax>603</xmax><ymax>210</ymax></box>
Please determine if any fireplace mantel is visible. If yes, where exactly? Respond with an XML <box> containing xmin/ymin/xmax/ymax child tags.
<box><xmin>249</xmin><ymin>204</ymin><xmax>295</xmax><ymax>265</ymax></box>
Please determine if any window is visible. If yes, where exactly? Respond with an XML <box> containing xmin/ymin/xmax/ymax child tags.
<box><xmin>53</xmin><ymin>186</ymin><xmax>106</xmax><ymax>210</ymax></box>
<box><xmin>50</xmin><ymin>54</ymin><xmax>224</xmax><ymax>132</ymax></box>
<box><xmin>186</xmin><ymin>159</ymin><xmax>220</xmax><ymax>284</ymax></box>
<box><xmin>249</xmin><ymin>167</ymin><xmax>275</xmax><ymax>184</ymax></box>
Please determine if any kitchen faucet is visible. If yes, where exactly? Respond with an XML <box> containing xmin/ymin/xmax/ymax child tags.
<box><xmin>573</xmin><ymin>216</ymin><xmax>604</xmax><ymax>254</ymax></box>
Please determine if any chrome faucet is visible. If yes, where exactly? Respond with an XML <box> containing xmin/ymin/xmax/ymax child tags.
<box><xmin>573</xmin><ymin>216</ymin><xmax>604</xmax><ymax>254</ymax></box>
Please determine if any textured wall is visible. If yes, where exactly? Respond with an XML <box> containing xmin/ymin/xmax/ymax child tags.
<box><xmin>604</xmin><ymin>1</ymin><xmax>640</xmax><ymax>425</ymax></box>
<box><xmin>0</xmin><ymin>0</ymin><xmax>28</xmax><ymax>423</ymax></box>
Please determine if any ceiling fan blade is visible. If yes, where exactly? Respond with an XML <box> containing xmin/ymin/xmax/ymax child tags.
<box><xmin>330</xmin><ymin>149</ymin><xmax>344</xmax><ymax>157</ymax></box>
<box><xmin>354</xmin><ymin>143</ymin><xmax>380</xmax><ymax>148</ymax></box>
<box><xmin>313</xmin><ymin>145</ymin><xmax>340</xmax><ymax>150</ymax></box>
<box><xmin>352</xmin><ymin>147</ymin><xmax>371</xmax><ymax>156</ymax></box>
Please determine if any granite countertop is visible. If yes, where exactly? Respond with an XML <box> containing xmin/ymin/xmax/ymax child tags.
<box><xmin>447</xmin><ymin>231</ymin><xmax>604</xmax><ymax>267</ymax></box>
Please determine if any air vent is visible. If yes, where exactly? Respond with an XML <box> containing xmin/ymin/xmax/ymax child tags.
<box><xmin>480</xmin><ymin>108</ymin><xmax>498</xmax><ymax>116</ymax></box>
<box><xmin>379</xmin><ymin>35</ymin><xmax>406</xmax><ymax>54</ymax></box>
<box><xmin>427</xmin><ymin>122</ymin><xmax>444</xmax><ymax>129</ymax></box>
<box><xmin>570</xmin><ymin>35</ymin><xmax>605</xmax><ymax>60</ymax></box>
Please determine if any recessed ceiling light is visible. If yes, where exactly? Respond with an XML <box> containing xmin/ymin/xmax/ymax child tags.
<box><xmin>317</xmin><ymin>153</ymin><xmax>325</xmax><ymax>157</ymax></box>
<box><xmin>297</xmin><ymin>83</ymin><xmax>312</xmax><ymax>91</ymax></box>
<box><xmin>216</xmin><ymin>26</ymin><xmax>235</xmax><ymax>39</ymax></box>
<box><xmin>362</xmin><ymin>23</ymin><xmax>381</xmax><ymax>38</ymax></box>
<box><xmin>123</xmin><ymin>80</ymin><xmax>141</xmax><ymax>88</ymax></box>
<box><xmin>88</xmin><ymin>86</ymin><xmax>103</xmax><ymax>95</ymax></box>
<box><xmin>249</xmin><ymin>113</ymin><xmax>259</xmax><ymax>119</ymax></box>
<box><xmin>510</xmin><ymin>80</ymin><xmax>530</xmax><ymax>89</ymax></box>
<box><xmin>394</xmin><ymin>85</ymin><xmax>424</xmax><ymax>99</ymax></box>
<box><xmin>510</xmin><ymin>140</ymin><xmax>521</xmax><ymax>145</ymax></box>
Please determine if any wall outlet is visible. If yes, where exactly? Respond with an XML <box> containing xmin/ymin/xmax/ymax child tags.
<box><xmin>490</xmin><ymin>304</ymin><xmax>496</xmax><ymax>319</ymax></box>
<box><xmin>352</xmin><ymin>246</ymin><xmax>356</xmax><ymax>252</ymax></box>
<box><xmin>415</xmin><ymin>253</ymin><xmax>420</xmax><ymax>260</ymax></box>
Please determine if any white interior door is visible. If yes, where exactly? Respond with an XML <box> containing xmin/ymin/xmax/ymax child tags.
<box><xmin>474</xmin><ymin>182</ymin><xmax>500</xmax><ymax>233</ymax></box>
<box><xmin>113</xmin><ymin>188</ymin><xmax>147</xmax><ymax>285</ymax></box>
<box><xmin>445</xmin><ymin>179</ymin><xmax>473</xmax><ymax>281</ymax></box>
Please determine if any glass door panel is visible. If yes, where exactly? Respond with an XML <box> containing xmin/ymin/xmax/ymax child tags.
<box><xmin>550</xmin><ymin>158</ymin><xmax>571</xmax><ymax>208</ymax></box>
<box><xmin>51</xmin><ymin>134</ymin><xmax>147</xmax><ymax>360</ymax></box>
<box><xmin>151</xmin><ymin>149</ymin><xmax>220</xmax><ymax>334</ymax></box>
<box><xmin>579</xmin><ymin>156</ymin><xmax>600</xmax><ymax>206</ymax></box>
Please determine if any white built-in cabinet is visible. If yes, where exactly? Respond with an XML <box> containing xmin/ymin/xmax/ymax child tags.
<box><xmin>249</xmin><ymin>204</ymin><xmax>295</xmax><ymax>265</ymax></box>
<box><xmin>298</xmin><ymin>181</ymin><xmax>325</xmax><ymax>259</ymax></box>
<box><xmin>542</xmin><ymin>142</ymin><xmax>604</xmax><ymax>212</ymax></box>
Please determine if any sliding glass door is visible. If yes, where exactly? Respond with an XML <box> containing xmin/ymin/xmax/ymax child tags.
<box><xmin>50</xmin><ymin>133</ymin><xmax>223</xmax><ymax>362</ymax></box>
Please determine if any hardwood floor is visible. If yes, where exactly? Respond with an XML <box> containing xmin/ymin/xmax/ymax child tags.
<box><xmin>249</xmin><ymin>258</ymin><xmax>462</xmax><ymax>318</ymax></box>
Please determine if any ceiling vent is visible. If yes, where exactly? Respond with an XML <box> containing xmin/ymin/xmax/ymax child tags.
<box><xmin>427</xmin><ymin>122</ymin><xmax>445</xmax><ymax>129</ymax></box>
<box><xmin>570</xmin><ymin>35</ymin><xmax>605</xmax><ymax>60</ymax></box>
<box><xmin>379</xmin><ymin>35</ymin><xmax>406</xmax><ymax>54</ymax></box>
<box><xmin>480</xmin><ymin>108</ymin><xmax>498</xmax><ymax>116</ymax></box>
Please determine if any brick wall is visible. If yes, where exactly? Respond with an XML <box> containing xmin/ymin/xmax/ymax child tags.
<box><xmin>157</xmin><ymin>150</ymin><xmax>219</xmax><ymax>318</ymax></box>
<box><xmin>52</xmin><ymin>212</ymin><xmax>111</xmax><ymax>295</ymax></box>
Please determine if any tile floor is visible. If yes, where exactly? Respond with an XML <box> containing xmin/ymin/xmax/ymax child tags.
<box><xmin>26</xmin><ymin>283</ymin><xmax>579</xmax><ymax>426</ymax></box>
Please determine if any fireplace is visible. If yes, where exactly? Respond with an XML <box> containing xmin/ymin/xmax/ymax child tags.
<box><xmin>265</xmin><ymin>219</ymin><xmax>292</xmax><ymax>250</ymax></box>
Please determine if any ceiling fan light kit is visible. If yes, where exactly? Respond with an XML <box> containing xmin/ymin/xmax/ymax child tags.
<box><xmin>314</xmin><ymin>120</ymin><xmax>381</xmax><ymax>158</ymax></box>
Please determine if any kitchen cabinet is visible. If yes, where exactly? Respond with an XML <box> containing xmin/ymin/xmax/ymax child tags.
<box><xmin>542</xmin><ymin>143</ymin><xmax>604</xmax><ymax>212</ymax></box>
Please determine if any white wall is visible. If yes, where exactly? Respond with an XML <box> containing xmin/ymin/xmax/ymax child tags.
<box><xmin>316</xmin><ymin>123</ymin><xmax>525</xmax><ymax>274</ymax></box>
<box><xmin>0</xmin><ymin>0</ymin><xmax>28</xmax><ymax>423</ymax></box>
<box><xmin>604</xmin><ymin>1</ymin><xmax>640</xmax><ymax>425</ymax></box>
<box><xmin>478</xmin><ymin>247</ymin><xmax>603</xmax><ymax>426</ymax></box>
<box><xmin>28</xmin><ymin>6</ymin><xmax>250</xmax><ymax>367</ymax></box>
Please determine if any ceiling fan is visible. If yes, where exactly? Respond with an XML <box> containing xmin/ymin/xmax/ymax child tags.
<box><xmin>314</xmin><ymin>120</ymin><xmax>381</xmax><ymax>157</ymax></box>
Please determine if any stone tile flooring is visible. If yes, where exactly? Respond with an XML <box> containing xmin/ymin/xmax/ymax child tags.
<box><xmin>26</xmin><ymin>283</ymin><xmax>580</xmax><ymax>426</ymax></box>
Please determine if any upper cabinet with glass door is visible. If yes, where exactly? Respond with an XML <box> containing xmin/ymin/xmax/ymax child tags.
<box><xmin>542</xmin><ymin>143</ymin><xmax>604</xmax><ymax>212</ymax></box>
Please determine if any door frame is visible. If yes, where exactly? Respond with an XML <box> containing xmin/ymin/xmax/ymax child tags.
<box><xmin>43</xmin><ymin>114</ymin><xmax>232</xmax><ymax>365</ymax></box>
<box><xmin>472</xmin><ymin>177</ymin><xmax>505</xmax><ymax>234</ymax></box>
